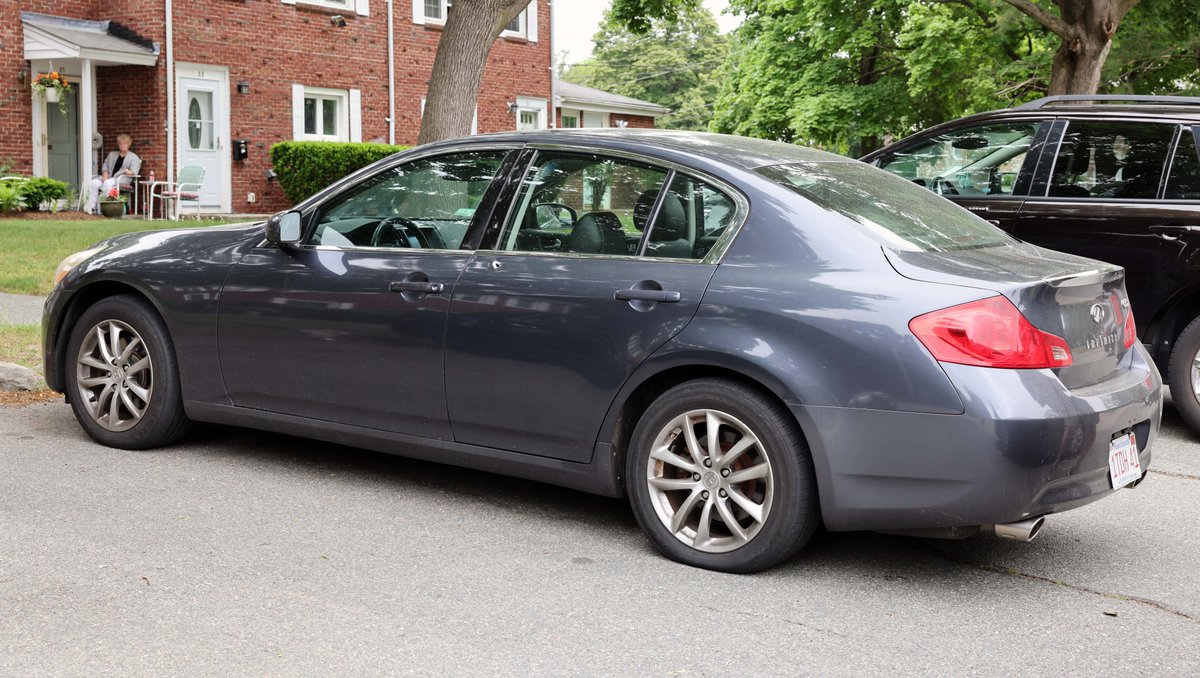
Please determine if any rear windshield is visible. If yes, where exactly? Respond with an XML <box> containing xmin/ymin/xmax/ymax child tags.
<box><xmin>758</xmin><ymin>161</ymin><xmax>1013</xmax><ymax>252</ymax></box>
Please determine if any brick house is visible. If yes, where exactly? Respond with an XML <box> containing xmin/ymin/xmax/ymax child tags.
<box><xmin>555</xmin><ymin>80</ymin><xmax>667</xmax><ymax>130</ymax></box>
<box><xmin>3</xmin><ymin>0</ymin><xmax>571</xmax><ymax>214</ymax></box>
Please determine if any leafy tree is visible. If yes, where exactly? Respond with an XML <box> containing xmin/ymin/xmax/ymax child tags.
<box><xmin>998</xmin><ymin>0</ymin><xmax>1140</xmax><ymax>95</ymax></box>
<box><xmin>710</xmin><ymin>0</ymin><xmax>1047</xmax><ymax>155</ymax></box>
<box><xmin>419</xmin><ymin>0</ymin><xmax>534</xmax><ymax>144</ymax></box>
<box><xmin>1102</xmin><ymin>0</ymin><xmax>1200</xmax><ymax>94</ymax></box>
<box><xmin>562</xmin><ymin>6</ymin><xmax>730</xmax><ymax>131</ymax></box>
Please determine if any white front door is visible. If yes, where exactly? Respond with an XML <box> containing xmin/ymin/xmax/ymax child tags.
<box><xmin>176</xmin><ymin>65</ymin><xmax>230</xmax><ymax>212</ymax></box>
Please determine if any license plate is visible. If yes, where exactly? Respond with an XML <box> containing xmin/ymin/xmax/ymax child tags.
<box><xmin>1109</xmin><ymin>432</ymin><xmax>1141</xmax><ymax>489</ymax></box>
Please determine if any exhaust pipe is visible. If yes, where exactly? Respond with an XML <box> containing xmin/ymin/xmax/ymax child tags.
<box><xmin>991</xmin><ymin>516</ymin><xmax>1045</xmax><ymax>542</ymax></box>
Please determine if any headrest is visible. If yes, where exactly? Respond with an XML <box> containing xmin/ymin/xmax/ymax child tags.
<box><xmin>649</xmin><ymin>193</ymin><xmax>687</xmax><ymax>242</ymax></box>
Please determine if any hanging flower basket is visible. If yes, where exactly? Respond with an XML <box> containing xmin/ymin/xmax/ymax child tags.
<box><xmin>32</xmin><ymin>71</ymin><xmax>72</xmax><ymax>115</ymax></box>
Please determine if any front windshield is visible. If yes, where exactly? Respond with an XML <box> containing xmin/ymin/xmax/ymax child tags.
<box><xmin>759</xmin><ymin>161</ymin><xmax>1014</xmax><ymax>252</ymax></box>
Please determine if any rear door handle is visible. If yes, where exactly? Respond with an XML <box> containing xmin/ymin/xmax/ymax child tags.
<box><xmin>614</xmin><ymin>289</ymin><xmax>681</xmax><ymax>303</ymax></box>
<box><xmin>389</xmin><ymin>281</ymin><xmax>444</xmax><ymax>294</ymax></box>
<box><xmin>1149</xmin><ymin>224</ymin><xmax>1200</xmax><ymax>237</ymax></box>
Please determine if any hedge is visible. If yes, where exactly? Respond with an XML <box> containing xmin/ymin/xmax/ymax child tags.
<box><xmin>269</xmin><ymin>141</ymin><xmax>408</xmax><ymax>205</ymax></box>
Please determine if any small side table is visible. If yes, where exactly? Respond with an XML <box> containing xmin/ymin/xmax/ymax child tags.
<box><xmin>138</xmin><ymin>180</ymin><xmax>156</xmax><ymax>219</ymax></box>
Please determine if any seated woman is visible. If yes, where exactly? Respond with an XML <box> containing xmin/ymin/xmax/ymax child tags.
<box><xmin>86</xmin><ymin>134</ymin><xmax>141</xmax><ymax>214</ymax></box>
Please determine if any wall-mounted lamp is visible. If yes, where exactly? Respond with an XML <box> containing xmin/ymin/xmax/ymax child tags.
<box><xmin>17</xmin><ymin>67</ymin><xmax>30</xmax><ymax>86</ymax></box>
<box><xmin>506</xmin><ymin>101</ymin><xmax>519</xmax><ymax>114</ymax></box>
<box><xmin>330</xmin><ymin>14</ymin><xmax>347</xmax><ymax>27</ymax></box>
<box><xmin>264</xmin><ymin>169</ymin><xmax>279</xmax><ymax>182</ymax></box>
<box><xmin>236</xmin><ymin>80</ymin><xmax>250</xmax><ymax>95</ymax></box>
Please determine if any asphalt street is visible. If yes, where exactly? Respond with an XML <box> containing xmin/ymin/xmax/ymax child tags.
<box><xmin>2</xmin><ymin>396</ymin><xmax>1198</xmax><ymax>676</ymax></box>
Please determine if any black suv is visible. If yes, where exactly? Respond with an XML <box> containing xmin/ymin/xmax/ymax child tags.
<box><xmin>863</xmin><ymin>95</ymin><xmax>1200</xmax><ymax>432</ymax></box>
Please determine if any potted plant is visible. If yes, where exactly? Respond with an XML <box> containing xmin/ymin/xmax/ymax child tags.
<box><xmin>32</xmin><ymin>71</ymin><xmax>72</xmax><ymax>115</ymax></box>
<box><xmin>98</xmin><ymin>187</ymin><xmax>126</xmax><ymax>218</ymax></box>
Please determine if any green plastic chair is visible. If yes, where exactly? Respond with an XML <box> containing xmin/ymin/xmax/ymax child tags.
<box><xmin>150</xmin><ymin>165</ymin><xmax>206</xmax><ymax>220</ymax></box>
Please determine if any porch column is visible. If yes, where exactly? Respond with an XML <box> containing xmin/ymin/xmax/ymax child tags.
<box><xmin>79</xmin><ymin>59</ymin><xmax>95</xmax><ymax>197</ymax></box>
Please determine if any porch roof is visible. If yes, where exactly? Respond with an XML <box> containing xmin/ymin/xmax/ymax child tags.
<box><xmin>22</xmin><ymin>12</ymin><xmax>159</xmax><ymax>67</ymax></box>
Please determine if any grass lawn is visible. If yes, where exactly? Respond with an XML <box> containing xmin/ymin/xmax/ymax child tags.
<box><xmin>0</xmin><ymin>324</ymin><xmax>41</xmax><ymax>371</ymax></box>
<box><xmin>0</xmin><ymin>217</ymin><xmax>250</xmax><ymax>296</ymax></box>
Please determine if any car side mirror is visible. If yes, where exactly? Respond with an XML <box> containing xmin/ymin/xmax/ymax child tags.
<box><xmin>266</xmin><ymin>210</ymin><xmax>303</xmax><ymax>247</ymax></box>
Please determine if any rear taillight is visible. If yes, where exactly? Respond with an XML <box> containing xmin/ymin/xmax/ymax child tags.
<box><xmin>1108</xmin><ymin>292</ymin><xmax>1137</xmax><ymax>350</ymax></box>
<box><xmin>910</xmin><ymin>296</ymin><xmax>1073</xmax><ymax>369</ymax></box>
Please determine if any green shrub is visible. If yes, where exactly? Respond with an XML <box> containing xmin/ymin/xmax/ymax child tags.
<box><xmin>21</xmin><ymin>177</ymin><xmax>70</xmax><ymax>209</ymax></box>
<box><xmin>269</xmin><ymin>141</ymin><xmax>408</xmax><ymax>206</ymax></box>
<box><xmin>0</xmin><ymin>183</ymin><xmax>28</xmax><ymax>212</ymax></box>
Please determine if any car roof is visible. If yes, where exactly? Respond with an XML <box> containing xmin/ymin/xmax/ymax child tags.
<box><xmin>422</xmin><ymin>129</ymin><xmax>850</xmax><ymax>170</ymax></box>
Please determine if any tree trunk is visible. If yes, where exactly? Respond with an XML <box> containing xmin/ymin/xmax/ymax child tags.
<box><xmin>1001</xmin><ymin>0</ymin><xmax>1139</xmax><ymax>95</ymax></box>
<box><xmin>418</xmin><ymin>0</ymin><xmax>532</xmax><ymax>145</ymax></box>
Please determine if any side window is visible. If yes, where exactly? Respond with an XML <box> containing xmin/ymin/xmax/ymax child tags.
<box><xmin>1166</xmin><ymin>126</ymin><xmax>1200</xmax><ymax>200</ymax></box>
<box><xmin>308</xmin><ymin>151</ymin><xmax>506</xmax><ymax>249</ymax></box>
<box><xmin>1048</xmin><ymin>121</ymin><xmax>1175</xmax><ymax>199</ymax></box>
<box><xmin>643</xmin><ymin>174</ymin><xmax>735</xmax><ymax>260</ymax></box>
<box><xmin>496</xmin><ymin>153</ymin><xmax>667</xmax><ymax>255</ymax></box>
<box><xmin>878</xmin><ymin>122</ymin><xmax>1040</xmax><ymax>197</ymax></box>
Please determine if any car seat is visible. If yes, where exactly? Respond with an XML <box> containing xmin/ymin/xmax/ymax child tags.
<box><xmin>567</xmin><ymin>211</ymin><xmax>627</xmax><ymax>254</ymax></box>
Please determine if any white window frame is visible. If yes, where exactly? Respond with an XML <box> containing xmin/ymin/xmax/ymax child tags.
<box><xmin>293</xmin><ymin>85</ymin><xmax>362</xmax><ymax>142</ymax></box>
<box><xmin>515</xmin><ymin>96</ymin><xmax>547</xmax><ymax>131</ymax></box>
<box><xmin>413</xmin><ymin>0</ymin><xmax>536</xmax><ymax>41</ymax></box>
<box><xmin>282</xmin><ymin>0</ymin><xmax>369</xmax><ymax>17</ymax></box>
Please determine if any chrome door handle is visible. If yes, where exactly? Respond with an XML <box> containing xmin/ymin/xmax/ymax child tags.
<box><xmin>389</xmin><ymin>281</ymin><xmax>444</xmax><ymax>294</ymax></box>
<box><xmin>615</xmin><ymin>289</ymin><xmax>680</xmax><ymax>303</ymax></box>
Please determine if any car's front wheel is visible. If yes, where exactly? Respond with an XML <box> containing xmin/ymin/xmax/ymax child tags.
<box><xmin>65</xmin><ymin>295</ymin><xmax>190</xmax><ymax>449</ymax></box>
<box><xmin>626</xmin><ymin>378</ymin><xmax>819</xmax><ymax>573</ymax></box>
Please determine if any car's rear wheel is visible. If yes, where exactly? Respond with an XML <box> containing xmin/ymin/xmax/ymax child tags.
<box><xmin>626</xmin><ymin>378</ymin><xmax>819</xmax><ymax>573</ymax></box>
<box><xmin>65</xmin><ymin>295</ymin><xmax>190</xmax><ymax>449</ymax></box>
<box><xmin>1168</xmin><ymin>316</ymin><xmax>1200</xmax><ymax>435</ymax></box>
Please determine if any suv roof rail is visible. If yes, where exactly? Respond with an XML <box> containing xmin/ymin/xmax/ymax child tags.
<box><xmin>1013</xmin><ymin>95</ymin><xmax>1200</xmax><ymax>110</ymax></box>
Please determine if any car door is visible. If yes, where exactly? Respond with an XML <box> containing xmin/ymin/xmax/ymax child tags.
<box><xmin>217</xmin><ymin>149</ymin><xmax>513</xmax><ymax>439</ymax></box>
<box><xmin>872</xmin><ymin>119</ymin><xmax>1050</xmax><ymax>231</ymax></box>
<box><xmin>1009</xmin><ymin>119</ymin><xmax>1200</xmax><ymax>326</ymax></box>
<box><xmin>444</xmin><ymin>150</ymin><xmax>739</xmax><ymax>462</ymax></box>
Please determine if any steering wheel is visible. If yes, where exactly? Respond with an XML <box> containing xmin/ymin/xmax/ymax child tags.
<box><xmin>370</xmin><ymin>216</ymin><xmax>423</xmax><ymax>248</ymax></box>
<box><xmin>932</xmin><ymin>177</ymin><xmax>959</xmax><ymax>196</ymax></box>
<box><xmin>531</xmin><ymin>202</ymin><xmax>578</xmax><ymax>228</ymax></box>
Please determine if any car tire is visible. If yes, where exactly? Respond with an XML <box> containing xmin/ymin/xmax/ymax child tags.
<box><xmin>65</xmin><ymin>295</ymin><xmax>191</xmax><ymax>449</ymax></box>
<box><xmin>625</xmin><ymin>378</ymin><xmax>820</xmax><ymax>573</ymax></box>
<box><xmin>1167</xmin><ymin>315</ymin><xmax>1200</xmax><ymax>435</ymax></box>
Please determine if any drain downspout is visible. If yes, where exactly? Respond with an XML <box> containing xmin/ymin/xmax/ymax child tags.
<box><xmin>387</xmin><ymin>0</ymin><xmax>395</xmax><ymax>145</ymax></box>
<box><xmin>548</xmin><ymin>0</ymin><xmax>556</xmax><ymax>129</ymax></box>
<box><xmin>165</xmin><ymin>0</ymin><xmax>175</xmax><ymax>184</ymax></box>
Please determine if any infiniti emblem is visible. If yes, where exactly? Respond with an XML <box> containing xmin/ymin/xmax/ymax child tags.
<box><xmin>1090</xmin><ymin>303</ymin><xmax>1106</xmax><ymax>324</ymax></box>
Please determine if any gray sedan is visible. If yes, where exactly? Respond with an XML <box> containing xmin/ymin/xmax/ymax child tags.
<box><xmin>43</xmin><ymin>130</ymin><xmax>1161</xmax><ymax>572</ymax></box>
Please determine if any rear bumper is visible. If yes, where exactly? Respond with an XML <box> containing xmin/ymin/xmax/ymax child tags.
<box><xmin>792</xmin><ymin>344</ymin><xmax>1162</xmax><ymax>532</ymax></box>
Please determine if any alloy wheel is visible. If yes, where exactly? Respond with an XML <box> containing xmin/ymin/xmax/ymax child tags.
<box><xmin>645</xmin><ymin>408</ymin><xmax>774</xmax><ymax>553</ymax></box>
<box><xmin>75</xmin><ymin>319</ymin><xmax>154</xmax><ymax>432</ymax></box>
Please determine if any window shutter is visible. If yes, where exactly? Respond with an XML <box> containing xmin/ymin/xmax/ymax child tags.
<box><xmin>527</xmin><ymin>2</ymin><xmax>537</xmax><ymax>43</ymax></box>
<box><xmin>291</xmin><ymin>84</ymin><xmax>305</xmax><ymax>140</ymax></box>
<box><xmin>356</xmin><ymin>0</ymin><xmax>369</xmax><ymax>16</ymax></box>
<box><xmin>349</xmin><ymin>89</ymin><xmax>362</xmax><ymax>142</ymax></box>
<box><xmin>412</xmin><ymin>0</ymin><xmax>424</xmax><ymax>24</ymax></box>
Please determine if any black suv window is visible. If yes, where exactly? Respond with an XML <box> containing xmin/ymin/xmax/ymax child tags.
<box><xmin>1166</xmin><ymin>127</ymin><xmax>1200</xmax><ymax>200</ymax></box>
<box><xmin>877</xmin><ymin>122</ymin><xmax>1039</xmax><ymax>197</ymax></box>
<box><xmin>1048</xmin><ymin>121</ymin><xmax>1175</xmax><ymax>199</ymax></box>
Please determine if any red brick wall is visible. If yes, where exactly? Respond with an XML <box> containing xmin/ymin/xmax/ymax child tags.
<box><xmin>1</xmin><ymin>0</ymin><xmax>552</xmax><ymax>212</ymax></box>
<box><xmin>613</xmin><ymin>114</ymin><xmax>655</xmax><ymax>129</ymax></box>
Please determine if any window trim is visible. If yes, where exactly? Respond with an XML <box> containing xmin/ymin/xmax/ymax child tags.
<box><xmin>481</xmin><ymin>145</ymin><xmax>748</xmax><ymax>265</ymax></box>
<box><xmin>300</xmin><ymin>149</ymin><xmax>513</xmax><ymax>250</ymax></box>
<box><xmin>515</xmin><ymin>96</ymin><xmax>547</xmax><ymax>131</ymax></box>
<box><xmin>301</xmin><ymin>87</ymin><xmax>349</xmax><ymax>142</ymax></box>
<box><xmin>282</xmin><ymin>0</ymin><xmax>369</xmax><ymax>16</ymax></box>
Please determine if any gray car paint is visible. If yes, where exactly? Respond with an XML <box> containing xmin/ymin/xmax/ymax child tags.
<box><xmin>43</xmin><ymin>130</ymin><xmax>1162</xmax><ymax>533</ymax></box>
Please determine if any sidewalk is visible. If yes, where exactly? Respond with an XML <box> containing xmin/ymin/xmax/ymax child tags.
<box><xmin>0</xmin><ymin>293</ymin><xmax>45</xmax><ymax>325</ymax></box>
